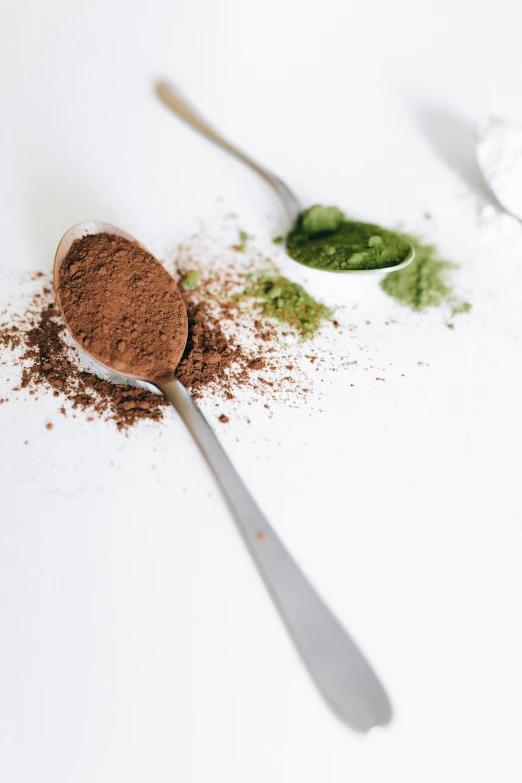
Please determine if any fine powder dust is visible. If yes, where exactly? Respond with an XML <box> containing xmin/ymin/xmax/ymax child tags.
<box><xmin>0</xmin><ymin>222</ymin><xmax>360</xmax><ymax>430</ymax></box>
<box><xmin>0</xmin><ymin>281</ymin><xmax>169</xmax><ymax>429</ymax></box>
<box><xmin>57</xmin><ymin>233</ymin><xmax>188</xmax><ymax>382</ymax></box>
<box><xmin>176</xmin><ymin>300</ymin><xmax>252</xmax><ymax>399</ymax></box>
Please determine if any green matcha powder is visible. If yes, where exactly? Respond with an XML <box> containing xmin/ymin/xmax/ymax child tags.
<box><xmin>284</xmin><ymin>205</ymin><xmax>470</xmax><ymax>319</ymax></box>
<box><xmin>286</xmin><ymin>205</ymin><xmax>411</xmax><ymax>271</ymax></box>
<box><xmin>380</xmin><ymin>237</ymin><xmax>471</xmax><ymax>319</ymax></box>
<box><xmin>245</xmin><ymin>274</ymin><xmax>333</xmax><ymax>338</ymax></box>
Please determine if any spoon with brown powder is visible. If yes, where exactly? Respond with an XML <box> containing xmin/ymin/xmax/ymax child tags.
<box><xmin>54</xmin><ymin>220</ymin><xmax>392</xmax><ymax>733</ymax></box>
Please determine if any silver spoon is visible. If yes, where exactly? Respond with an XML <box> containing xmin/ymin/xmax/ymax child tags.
<box><xmin>155</xmin><ymin>79</ymin><xmax>414</xmax><ymax>275</ymax></box>
<box><xmin>54</xmin><ymin>220</ymin><xmax>392</xmax><ymax>733</ymax></box>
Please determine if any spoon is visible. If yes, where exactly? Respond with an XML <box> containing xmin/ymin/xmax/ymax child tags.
<box><xmin>54</xmin><ymin>220</ymin><xmax>392</xmax><ymax>733</ymax></box>
<box><xmin>154</xmin><ymin>79</ymin><xmax>414</xmax><ymax>275</ymax></box>
<box><xmin>476</xmin><ymin>115</ymin><xmax>522</xmax><ymax>220</ymax></box>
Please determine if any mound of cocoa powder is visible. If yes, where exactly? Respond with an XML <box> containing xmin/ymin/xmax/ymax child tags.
<box><xmin>57</xmin><ymin>233</ymin><xmax>187</xmax><ymax>382</ymax></box>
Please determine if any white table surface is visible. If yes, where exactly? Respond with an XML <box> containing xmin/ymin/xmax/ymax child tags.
<box><xmin>1</xmin><ymin>1</ymin><xmax>522</xmax><ymax>781</ymax></box>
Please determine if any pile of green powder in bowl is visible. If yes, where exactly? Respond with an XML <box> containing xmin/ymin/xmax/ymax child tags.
<box><xmin>285</xmin><ymin>205</ymin><xmax>411</xmax><ymax>271</ymax></box>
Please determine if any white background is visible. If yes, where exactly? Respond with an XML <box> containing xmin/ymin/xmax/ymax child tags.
<box><xmin>1</xmin><ymin>1</ymin><xmax>522</xmax><ymax>781</ymax></box>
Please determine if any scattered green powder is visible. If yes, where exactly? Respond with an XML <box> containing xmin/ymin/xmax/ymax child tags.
<box><xmin>245</xmin><ymin>274</ymin><xmax>333</xmax><ymax>338</ymax></box>
<box><xmin>232</xmin><ymin>230</ymin><xmax>251</xmax><ymax>252</ymax></box>
<box><xmin>380</xmin><ymin>237</ymin><xmax>471</xmax><ymax>317</ymax></box>
<box><xmin>180</xmin><ymin>270</ymin><xmax>200</xmax><ymax>290</ymax></box>
<box><xmin>286</xmin><ymin>206</ymin><xmax>411</xmax><ymax>271</ymax></box>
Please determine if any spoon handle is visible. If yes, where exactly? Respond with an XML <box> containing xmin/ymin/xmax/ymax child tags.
<box><xmin>159</xmin><ymin>378</ymin><xmax>392</xmax><ymax>732</ymax></box>
<box><xmin>154</xmin><ymin>79</ymin><xmax>301</xmax><ymax>222</ymax></box>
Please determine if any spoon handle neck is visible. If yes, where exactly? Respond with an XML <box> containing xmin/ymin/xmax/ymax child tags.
<box><xmin>155</xmin><ymin>79</ymin><xmax>301</xmax><ymax>224</ymax></box>
<box><xmin>158</xmin><ymin>378</ymin><xmax>392</xmax><ymax>732</ymax></box>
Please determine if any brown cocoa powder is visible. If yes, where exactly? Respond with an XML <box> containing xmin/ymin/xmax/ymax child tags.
<box><xmin>176</xmin><ymin>299</ymin><xmax>251</xmax><ymax>399</ymax></box>
<box><xmin>57</xmin><ymin>233</ymin><xmax>187</xmax><ymax>381</ymax></box>
<box><xmin>15</xmin><ymin>292</ymin><xmax>169</xmax><ymax>429</ymax></box>
<box><xmin>0</xmin><ymin>273</ymin><xmax>290</xmax><ymax>429</ymax></box>
<box><xmin>0</xmin><ymin>222</ymin><xmax>355</xmax><ymax>431</ymax></box>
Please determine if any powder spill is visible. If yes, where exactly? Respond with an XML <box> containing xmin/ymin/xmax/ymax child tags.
<box><xmin>1</xmin><ymin>216</ymin><xmax>465</xmax><ymax>432</ymax></box>
<box><xmin>244</xmin><ymin>274</ymin><xmax>333</xmax><ymax>338</ymax></box>
<box><xmin>0</xmin><ymin>222</ymin><xmax>353</xmax><ymax>429</ymax></box>
<box><xmin>380</xmin><ymin>236</ymin><xmax>471</xmax><ymax>317</ymax></box>
<box><xmin>0</xmin><ymin>285</ymin><xmax>169</xmax><ymax>430</ymax></box>
<box><xmin>172</xmin><ymin>233</ymin><xmax>344</xmax><ymax>402</ymax></box>
<box><xmin>175</xmin><ymin>299</ymin><xmax>252</xmax><ymax>399</ymax></box>
<box><xmin>180</xmin><ymin>270</ymin><xmax>200</xmax><ymax>291</ymax></box>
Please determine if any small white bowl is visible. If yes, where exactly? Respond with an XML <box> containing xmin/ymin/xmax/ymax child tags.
<box><xmin>292</xmin><ymin>247</ymin><xmax>415</xmax><ymax>304</ymax></box>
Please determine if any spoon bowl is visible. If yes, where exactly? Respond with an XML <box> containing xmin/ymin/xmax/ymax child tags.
<box><xmin>293</xmin><ymin>245</ymin><xmax>415</xmax><ymax>276</ymax></box>
<box><xmin>53</xmin><ymin>220</ymin><xmax>188</xmax><ymax>383</ymax></box>
<box><xmin>293</xmin><ymin>247</ymin><xmax>415</xmax><ymax>304</ymax></box>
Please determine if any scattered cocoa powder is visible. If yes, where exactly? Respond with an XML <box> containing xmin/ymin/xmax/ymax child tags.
<box><xmin>218</xmin><ymin>414</ymin><xmax>229</xmax><ymax>423</ymax></box>
<box><xmin>57</xmin><ymin>233</ymin><xmax>187</xmax><ymax>381</ymax></box>
<box><xmin>176</xmin><ymin>300</ymin><xmax>250</xmax><ymax>399</ymax></box>
<box><xmin>0</xmin><ymin>220</ymin><xmax>359</xmax><ymax>431</ymax></box>
<box><xmin>0</xmin><ymin>283</ymin><xmax>168</xmax><ymax>429</ymax></box>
